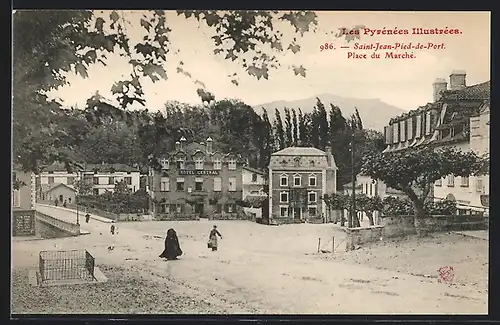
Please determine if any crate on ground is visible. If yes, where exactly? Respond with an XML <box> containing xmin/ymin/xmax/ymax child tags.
<box><xmin>38</xmin><ymin>249</ymin><xmax>96</xmax><ymax>285</ymax></box>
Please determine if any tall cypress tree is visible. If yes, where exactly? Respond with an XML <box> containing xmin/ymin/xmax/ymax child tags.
<box><xmin>291</xmin><ymin>108</ymin><xmax>298</xmax><ymax>146</ymax></box>
<box><xmin>273</xmin><ymin>108</ymin><xmax>285</xmax><ymax>149</ymax></box>
<box><xmin>284</xmin><ymin>107</ymin><xmax>293</xmax><ymax>147</ymax></box>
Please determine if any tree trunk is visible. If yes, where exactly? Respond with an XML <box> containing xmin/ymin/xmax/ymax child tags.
<box><xmin>413</xmin><ymin>202</ymin><xmax>428</xmax><ymax>237</ymax></box>
<box><xmin>353</xmin><ymin>213</ymin><xmax>361</xmax><ymax>227</ymax></box>
<box><xmin>340</xmin><ymin>210</ymin><xmax>345</xmax><ymax>227</ymax></box>
<box><xmin>367</xmin><ymin>212</ymin><xmax>374</xmax><ymax>226</ymax></box>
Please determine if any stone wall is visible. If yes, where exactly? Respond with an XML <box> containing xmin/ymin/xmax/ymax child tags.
<box><xmin>345</xmin><ymin>226</ymin><xmax>384</xmax><ymax>250</ymax></box>
<box><xmin>35</xmin><ymin>211</ymin><xmax>80</xmax><ymax>238</ymax></box>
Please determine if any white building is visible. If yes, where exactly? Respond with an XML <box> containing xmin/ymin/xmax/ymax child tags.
<box><xmin>382</xmin><ymin>70</ymin><xmax>490</xmax><ymax>215</ymax></box>
<box><xmin>37</xmin><ymin>163</ymin><xmax>79</xmax><ymax>201</ymax></box>
<box><xmin>241</xmin><ymin>166</ymin><xmax>267</xmax><ymax>219</ymax></box>
<box><xmin>80</xmin><ymin>163</ymin><xmax>140</xmax><ymax>195</ymax></box>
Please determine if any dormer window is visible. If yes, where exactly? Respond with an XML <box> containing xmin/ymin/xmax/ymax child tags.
<box><xmin>310</xmin><ymin>160</ymin><xmax>315</xmax><ymax>167</ymax></box>
<box><xmin>176</xmin><ymin>159</ymin><xmax>185</xmax><ymax>170</ymax></box>
<box><xmin>293</xmin><ymin>157</ymin><xmax>301</xmax><ymax>167</ymax></box>
<box><xmin>228</xmin><ymin>159</ymin><xmax>237</xmax><ymax>170</ymax></box>
<box><xmin>160</xmin><ymin>158</ymin><xmax>169</xmax><ymax>170</ymax></box>
<box><xmin>213</xmin><ymin>159</ymin><xmax>222</xmax><ymax>170</ymax></box>
<box><xmin>195</xmin><ymin>159</ymin><xmax>204</xmax><ymax>170</ymax></box>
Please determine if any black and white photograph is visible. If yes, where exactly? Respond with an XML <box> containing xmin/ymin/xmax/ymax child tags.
<box><xmin>11</xmin><ymin>10</ymin><xmax>490</xmax><ymax>315</ymax></box>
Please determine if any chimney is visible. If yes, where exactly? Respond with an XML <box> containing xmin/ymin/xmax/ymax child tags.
<box><xmin>432</xmin><ymin>78</ymin><xmax>447</xmax><ymax>102</ymax></box>
<box><xmin>325</xmin><ymin>146</ymin><xmax>332</xmax><ymax>166</ymax></box>
<box><xmin>449</xmin><ymin>70</ymin><xmax>466</xmax><ymax>91</ymax></box>
<box><xmin>175</xmin><ymin>141</ymin><xmax>180</xmax><ymax>151</ymax></box>
<box><xmin>206</xmin><ymin>137</ymin><xmax>213</xmax><ymax>153</ymax></box>
<box><xmin>179</xmin><ymin>136</ymin><xmax>187</xmax><ymax>151</ymax></box>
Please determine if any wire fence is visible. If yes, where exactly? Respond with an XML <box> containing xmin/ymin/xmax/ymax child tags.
<box><xmin>38</xmin><ymin>249</ymin><xmax>95</xmax><ymax>283</ymax></box>
<box><xmin>316</xmin><ymin>236</ymin><xmax>347</xmax><ymax>253</ymax></box>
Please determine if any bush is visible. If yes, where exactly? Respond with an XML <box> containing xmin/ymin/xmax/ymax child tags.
<box><xmin>381</xmin><ymin>196</ymin><xmax>457</xmax><ymax>217</ymax></box>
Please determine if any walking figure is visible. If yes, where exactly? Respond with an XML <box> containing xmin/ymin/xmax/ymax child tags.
<box><xmin>85</xmin><ymin>213</ymin><xmax>90</xmax><ymax>223</ymax></box>
<box><xmin>159</xmin><ymin>228</ymin><xmax>183</xmax><ymax>260</ymax></box>
<box><xmin>110</xmin><ymin>222</ymin><xmax>116</xmax><ymax>235</ymax></box>
<box><xmin>208</xmin><ymin>225</ymin><xmax>222</xmax><ymax>251</ymax></box>
<box><xmin>63</xmin><ymin>200</ymin><xmax>67</xmax><ymax>208</ymax></box>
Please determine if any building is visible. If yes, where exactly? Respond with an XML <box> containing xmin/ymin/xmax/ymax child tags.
<box><xmin>38</xmin><ymin>163</ymin><xmax>79</xmax><ymax>200</ymax></box>
<box><xmin>268</xmin><ymin>146</ymin><xmax>338</xmax><ymax>223</ymax></box>
<box><xmin>81</xmin><ymin>163</ymin><xmax>140</xmax><ymax>195</ymax></box>
<box><xmin>382</xmin><ymin>70</ymin><xmax>490</xmax><ymax>214</ymax></box>
<box><xmin>12</xmin><ymin>167</ymin><xmax>36</xmax><ymax>210</ymax></box>
<box><xmin>148</xmin><ymin>137</ymin><xmax>246</xmax><ymax>219</ymax></box>
<box><xmin>44</xmin><ymin>183</ymin><xmax>77</xmax><ymax>205</ymax></box>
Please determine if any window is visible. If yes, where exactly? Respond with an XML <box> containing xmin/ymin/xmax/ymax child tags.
<box><xmin>93</xmin><ymin>177</ymin><xmax>99</xmax><ymax>185</ymax></box>
<box><xmin>228</xmin><ymin>177</ymin><xmax>236</xmax><ymax>192</ymax></box>
<box><xmin>293</xmin><ymin>175</ymin><xmax>301</xmax><ymax>187</ymax></box>
<box><xmin>280</xmin><ymin>206</ymin><xmax>288</xmax><ymax>217</ymax></box>
<box><xmin>213</xmin><ymin>159</ymin><xmax>222</xmax><ymax>170</ymax></box>
<box><xmin>369</xmin><ymin>184</ymin><xmax>373</xmax><ymax>197</ymax></box>
<box><xmin>160</xmin><ymin>158</ymin><xmax>169</xmax><ymax>170</ymax></box>
<box><xmin>310</xmin><ymin>160</ymin><xmax>315</xmax><ymax>167</ymax></box>
<box><xmin>213</xmin><ymin>177</ymin><xmax>222</xmax><ymax>192</ymax></box>
<box><xmin>308</xmin><ymin>206</ymin><xmax>317</xmax><ymax>217</ymax></box>
<box><xmin>195</xmin><ymin>159</ymin><xmax>204</xmax><ymax>170</ymax></box>
<box><xmin>160</xmin><ymin>177</ymin><xmax>169</xmax><ymax>192</ymax></box>
<box><xmin>67</xmin><ymin>177</ymin><xmax>74</xmax><ymax>185</ymax></box>
<box><xmin>160</xmin><ymin>203</ymin><xmax>169</xmax><ymax>214</ymax></box>
<box><xmin>124</xmin><ymin>176</ymin><xmax>132</xmax><ymax>185</ymax></box>
<box><xmin>308</xmin><ymin>191</ymin><xmax>317</xmax><ymax>203</ymax></box>
<box><xmin>280</xmin><ymin>175</ymin><xmax>288</xmax><ymax>187</ymax></box>
<box><xmin>108</xmin><ymin>177</ymin><xmax>115</xmax><ymax>185</ymax></box>
<box><xmin>227</xmin><ymin>204</ymin><xmax>234</xmax><ymax>213</ymax></box>
<box><xmin>48</xmin><ymin>177</ymin><xmax>54</xmax><ymax>184</ymax></box>
<box><xmin>309</xmin><ymin>175</ymin><xmax>317</xmax><ymax>187</ymax></box>
<box><xmin>447</xmin><ymin>175</ymin><xmax>455</xmax><ymax>187</ymax></box>
<box><xmin>252</xmin><ymin>173</ymin><xmax>258</xmax><ymax>182</ymax></box>
<box><xmin>435</xmin><ymin>179</ymin><xmax>442</xmax><ymax>187</ymax></box>
<box><xmin>176</xmin><ymin>159</ymin><xmax>185</xmax><ymax>170</ymax></box>
<box><xmin>176</xmin><ymin>178</ymin><xmax>185</xmax><ymax>191</ymax></box>
<box><xmin>280</xmin><ymin>191</ymin><xmax>289</xmax><ymax>203</ymax></box>
<box><xmin>93</xmin><ymin>188</ymin><xmax>99</xmax><ymax>196</ymax></box>
<box><xmin>195</xmin><ymin>177</ymin><xmax>203</xmax><ymax>191</ymax></box>
<box><xmin>228</xmin><ymin>159</ymin><xmax>237</xmax><ymax>170</ymax></box>
<box><xmin>12</xmin><ymin>189</ymin><xmax>20</xmax><ymax>207</ymax></box>
<box><xmin>460</xmin><ymin>176</ymin><xmax>469</xmax><ymax>187</ymax></box>
<box><xmin>476</xmin><ymin>178</ymin><xmax>484</xmax><ymax>193</ymax></box>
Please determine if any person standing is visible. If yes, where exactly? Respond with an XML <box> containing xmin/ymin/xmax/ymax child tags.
<box><xmin>159</xmin><ymin>228</ymin><xmax>183</xmax><ymax>260</ymax></box>
<box><xmin>85</xmin><ymin>213</ymin><xmax>91</xmax><ymax>223</ymax></box>
<box><xmin>208</xmin><ymin>225</ymin><xmax>222</xmax><ymax>251</ymax></box>
<box><xmin>110</xmin><ymin>222</ymin><xmax>116</xmax><ymax>235</ymax></box>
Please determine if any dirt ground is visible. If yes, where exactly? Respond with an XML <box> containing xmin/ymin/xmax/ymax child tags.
<box><xmin>11</xmin><ymin>205</ymin><xmax>489</xmax><ymax>315</ymax></box>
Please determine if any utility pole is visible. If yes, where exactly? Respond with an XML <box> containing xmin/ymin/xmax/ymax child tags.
<box><xmin>76</xmin><ymin>193</ymin><xmax>80</xmax><ymax>225</ymax></box>
<box><xmin>350</xmin><ymin>129</ymin><xmax>356</xmax><ymax>228</ymax></box>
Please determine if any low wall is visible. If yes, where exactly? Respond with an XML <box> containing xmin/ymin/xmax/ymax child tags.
<box><xmin>35</xmin><ymin>211</ymin><xmax>80</xmax><ymax>238</ymax></box>
<box><xmin>210</xmin><ymin>213</ymin><xmax>251</xmax><ymax>221</ymax></box>
<box><xmin>155</xmin><ymin>213</ymin><xmax>200</xmax><ymax>221</ymax></box>
<box><xmin>345</xmin><ymin>226</ymin><xmax>384</xmax><ymax>250</ymax></box>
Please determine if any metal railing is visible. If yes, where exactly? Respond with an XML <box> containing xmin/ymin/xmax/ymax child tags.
<box><xmin>38</xmin><ymin>249</ymin><xmax>95</xmax><ymax>283</ymax></box>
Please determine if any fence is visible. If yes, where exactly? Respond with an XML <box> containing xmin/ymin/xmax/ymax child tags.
<box><xmin>38</xmin><ymin>249</ymin><xmax>95</xmax><ymax>284</ymax></box>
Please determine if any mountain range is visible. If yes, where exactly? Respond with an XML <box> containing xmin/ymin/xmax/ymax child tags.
<box><xmin>252</xmin><ymin>93</ymin><xmax>407</xmax><ymax>132</ymax></box>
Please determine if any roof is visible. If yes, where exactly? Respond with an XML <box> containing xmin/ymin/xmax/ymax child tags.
<box><xmin>41</xmin><ymin>162</ymin><xmax>72</xmax><ymax>173</ymax></box>
<box><xmin>441</xmin><ymin>81</ymin><xmax>490</xmax><ymax>101</ymax></box>
<box><xmin>84</xmin><ymin>163</ymin><xmax>139</xmax><ymax>173</ymax></box>
<box><xmin>44</xmin><ymin>183</ymin><xmax>76</xmax><ymax>193</ymax></box>
<box><xmin>272</xmin><ymin>147</ymin><xmax>326</xmax><ymax>156</ymax></box>
<box><xmin>242</xmin><ymin>166</ymin><xmax>266</xmax><ymax>175</ymax></box>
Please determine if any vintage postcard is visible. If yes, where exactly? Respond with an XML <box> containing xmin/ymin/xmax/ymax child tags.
<box><xmin>11</xmin><ymin>10</ymin><xmax>490</xmax><ymax>316</ymax></box>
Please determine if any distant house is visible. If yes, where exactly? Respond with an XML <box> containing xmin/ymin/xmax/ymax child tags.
<box><xmin>12</xmin><ymin>167</ymin><xmax>35</xmax><ymax>210</ymax></box>
<box><xmin>81</xmin><ymin>163</ymin><xmax>140</xmax><ymax>195</ymax></box>
<box><xmin>38</xmin><ymin>162</ymin><xmax>79</xmax><ymax>200</ymax></box>
<box><xmin>242</xmin><ymin>166</ymin><xmax>267</xmax><ymax>220</ymax></box>
<box><xmin>44</xmin><ymin>183</ymin><xmax>77</xmax><ymax>205</ymax></box>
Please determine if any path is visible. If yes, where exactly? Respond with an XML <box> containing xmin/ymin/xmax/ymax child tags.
<box><xmin>19</xmin><ymin>205</ymin><xmax>487</xmax><ymax>314</ymax></box>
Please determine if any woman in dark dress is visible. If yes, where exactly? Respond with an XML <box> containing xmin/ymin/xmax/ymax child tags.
<box><xmin>159</xmin><ymin>228</ymin><xmax>183</xmax><ymax>260</ymax></box>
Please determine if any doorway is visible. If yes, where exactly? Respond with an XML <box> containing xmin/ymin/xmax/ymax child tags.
<box><xmin>194</xmin><ymin>203</ymin><xmax>204</xmax><ymax>216</ymax></box>
<box><xmin>59</xmin><ymin>195</ymin><xmax>63</xmax><ymax>202</ymax></box>
<box><xmin>293</xmin><ymin>207</ymin><xmax>301</xmax><ymax>221</ymax></box>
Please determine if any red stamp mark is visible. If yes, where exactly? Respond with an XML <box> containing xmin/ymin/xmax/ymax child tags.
<box><xmin>437</xmin><ymin>266</ymin><xmax>455</xmax><ymax>284</ymax></box>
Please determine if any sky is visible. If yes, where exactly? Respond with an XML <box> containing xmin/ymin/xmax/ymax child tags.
<box><xmin>46</xmin><ymin>11</ymin><xmax>491</xmax><ymax>112</ymax></box>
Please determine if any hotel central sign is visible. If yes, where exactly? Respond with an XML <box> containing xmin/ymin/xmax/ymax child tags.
<box><xmin>179</xmin><ymin>170</ymin><xmax>220</xmax><ymax>176</ymax></box>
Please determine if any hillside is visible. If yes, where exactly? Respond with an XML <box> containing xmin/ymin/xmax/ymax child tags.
<box><xmin>252</xmin><ymin>94</ymin><xmax>407</xmax><ymax>132</ymax></box>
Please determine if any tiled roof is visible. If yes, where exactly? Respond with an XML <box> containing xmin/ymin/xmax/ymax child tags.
<box><xmin>272</xmin><ymin>147</ymin><xmax>326</xmax><ymax>156</ymax></box>
<box><xmin>41</xmin><ymin>163</ymin><xmax>71</xmax><ymax>173</ymax></box>
<box><xmin>243</xmin><ymin>166</ymin><xmax>266</xmax><ymax>175</ymax></box>
<box><xmin>84</xmin><ymin>163</ymin><xmax>139</xmax><ymax>173</ymax></box>
<box><xmin>43</xmin><ymin>183</ymin><xmax>76</xmax><ymax>193</ymax></box>
<box><xmin>441</xmin><ymin>81</ymin><xmax>490</xmax><ymax>101</ymax></box>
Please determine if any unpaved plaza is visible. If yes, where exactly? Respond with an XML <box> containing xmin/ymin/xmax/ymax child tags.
<box><xmin>12</xmin><ymin>206</ymin><xmax>488</xmax><ymax>314</ymax></box>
